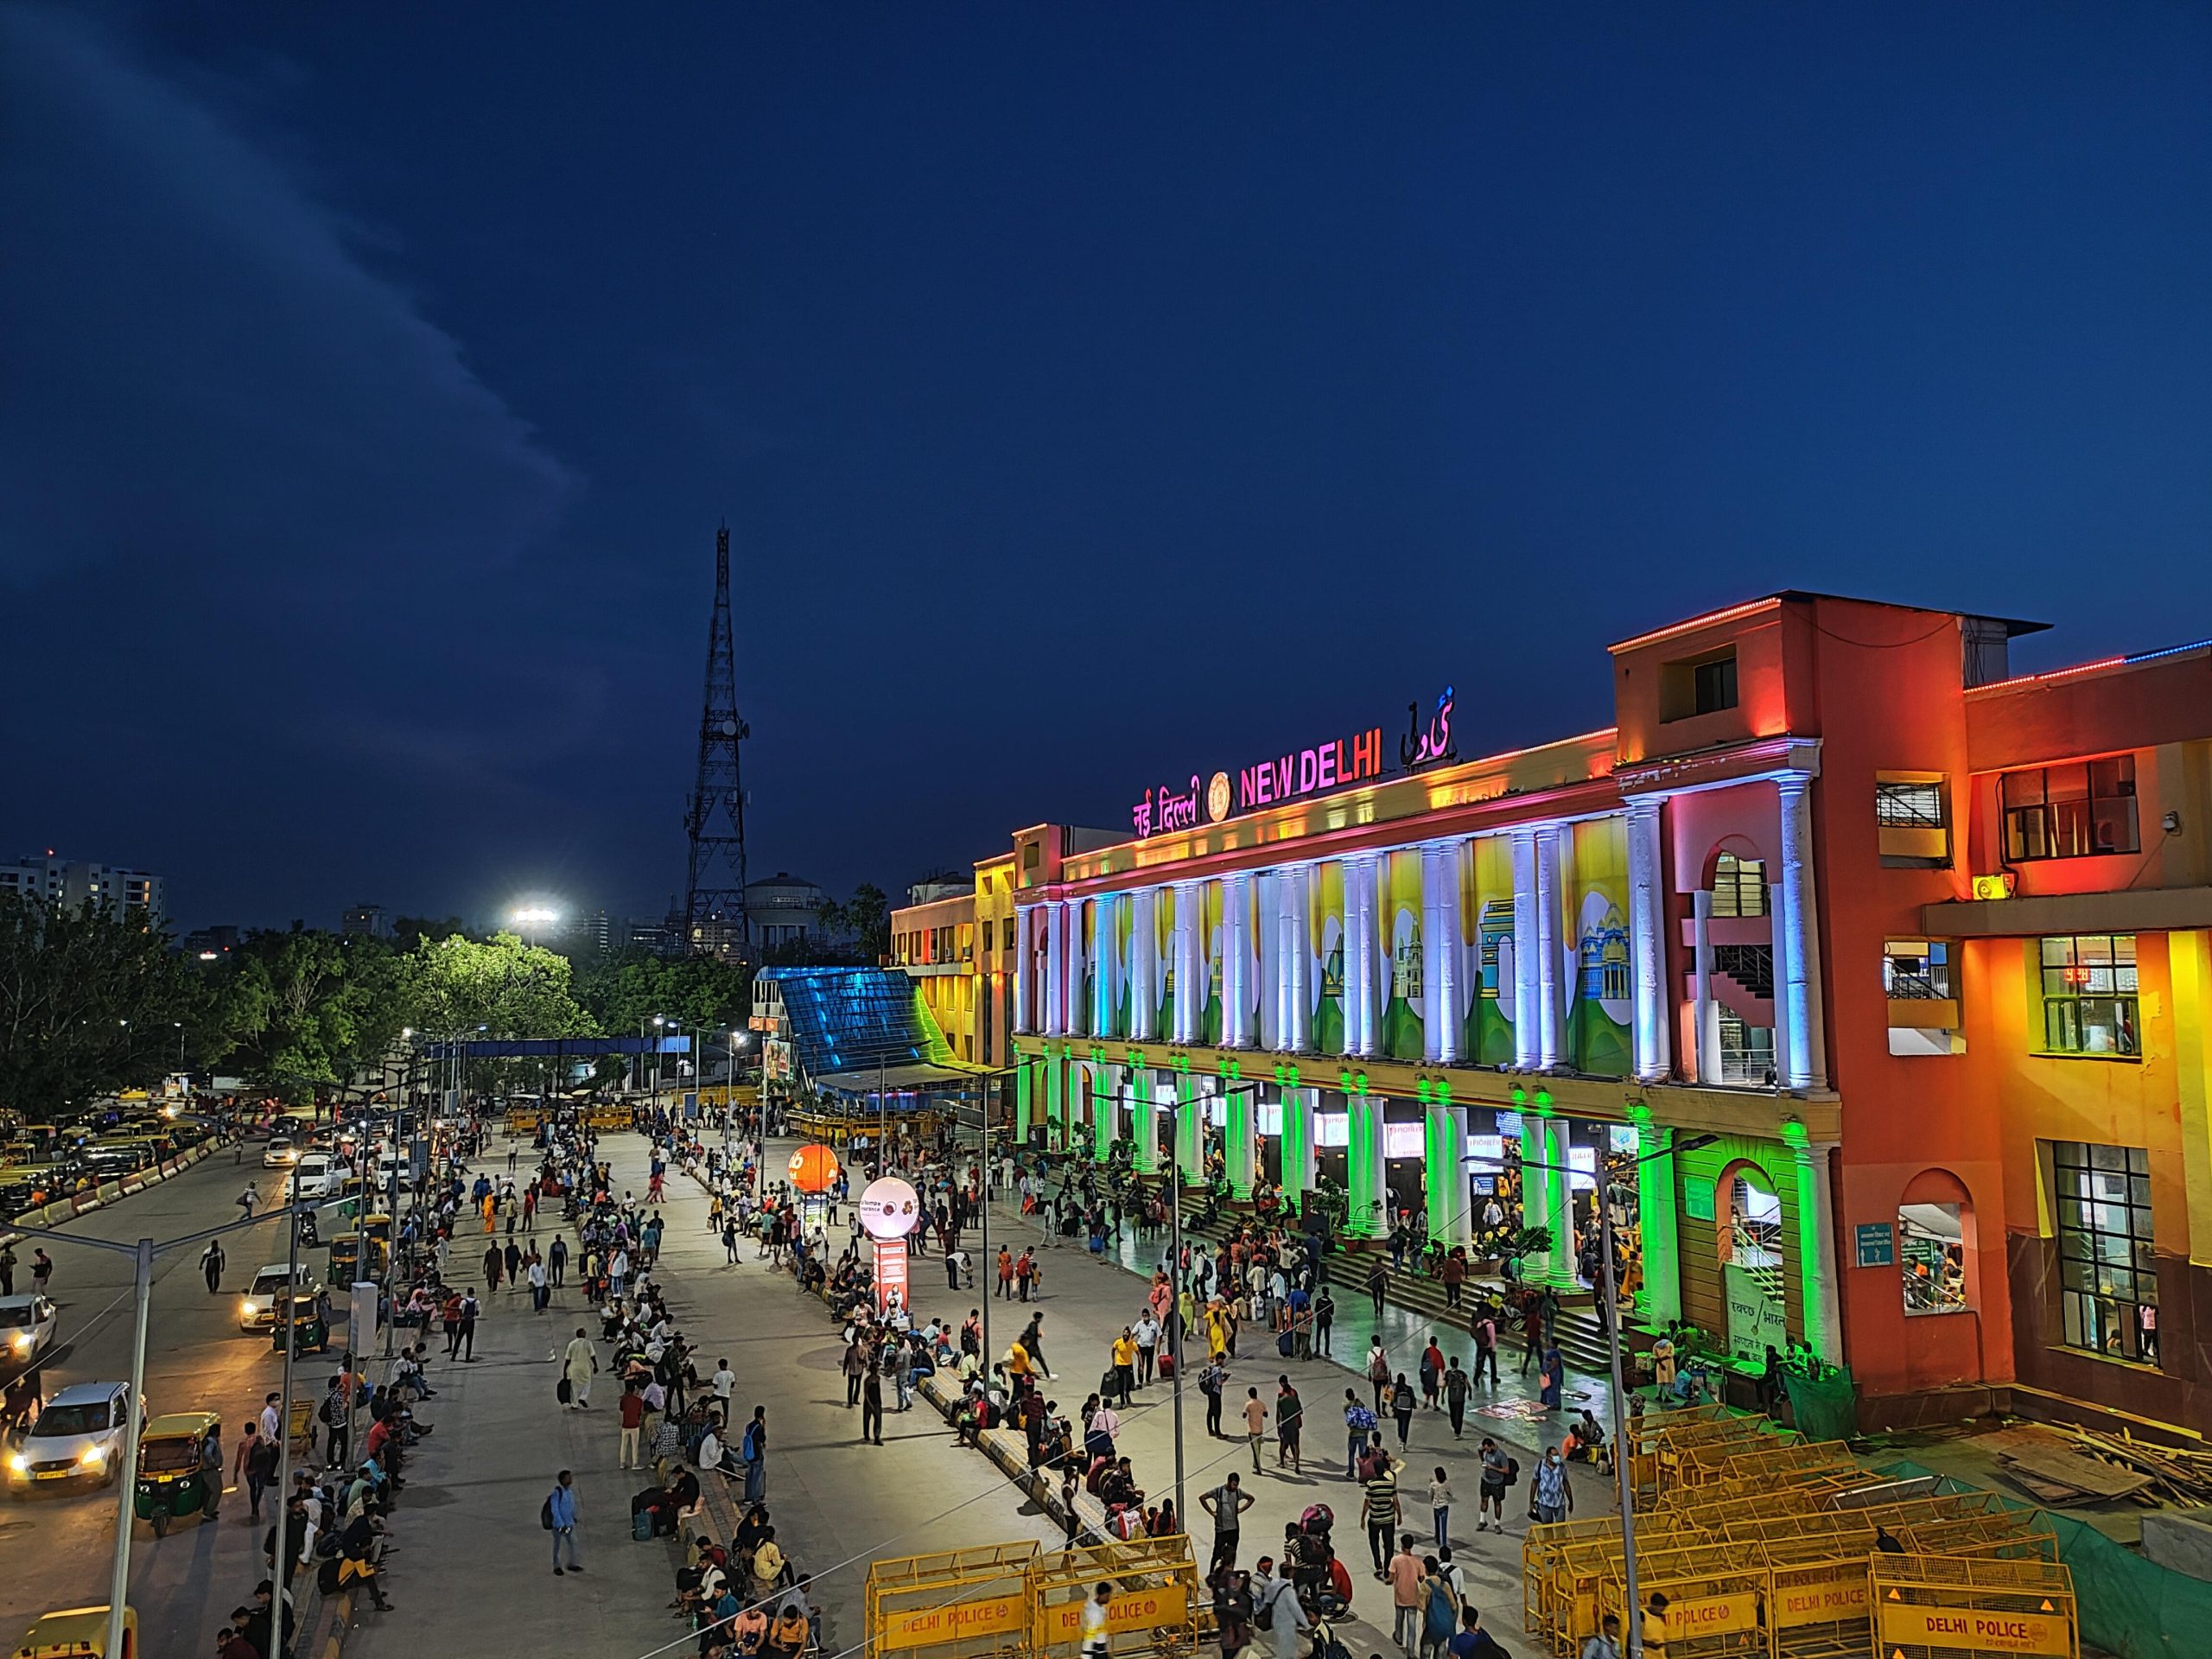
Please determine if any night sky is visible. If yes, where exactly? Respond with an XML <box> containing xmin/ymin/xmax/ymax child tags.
<box><xmin>4</xmin><ymin>4</ymin><xmax>2209</xmax><ymax>931</ymax></box>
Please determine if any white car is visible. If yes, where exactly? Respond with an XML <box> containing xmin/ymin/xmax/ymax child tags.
<box><xmin>238</xmin><ymin>1262</ymin><xmax>318</xmax><ymax>1331</ymax></box>
<box><xmin>261</xmin><ymin>1136</ymin><xmax>299</xmax><ymax>1169</ymax></box>
<box><xmin>285</xmin><ymin>1154</ymin><xmax>339</xmax><ymax>1201</ymax></box>
<box><xmin>6</xmin><ymin>1381</ymin><xmax>131</xmax><ymax>1491</ymax></box>
<box><xmin>0</xmin><ymin>1294</ymin><xmax>57</xmax><ymax>1363</ymax></box>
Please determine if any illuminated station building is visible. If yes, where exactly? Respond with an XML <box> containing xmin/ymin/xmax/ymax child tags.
<box><xmin>895</xmin><ymin>590</ymin><xmax>2212</xmax><ymax>1437</ymax></box>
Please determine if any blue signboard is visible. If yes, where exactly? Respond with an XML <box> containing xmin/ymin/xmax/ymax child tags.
<box><xmin>1854</xmin><ymin>1222</ymin><xmax>1896</xmax><ymax>1268</ymax></box>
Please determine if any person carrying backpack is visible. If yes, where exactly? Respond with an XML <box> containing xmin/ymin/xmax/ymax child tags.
<box><xmin>543</xmin><ymin>1468</ymin><xmax>580</xmax><ymax>1575</ymax></box>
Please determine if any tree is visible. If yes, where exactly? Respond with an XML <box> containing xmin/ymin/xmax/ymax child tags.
<box><xmin>398</xmin><ymin>932</ymin><xmax>596</xmax><ymax>1039</ymax></box>
<box><xmin>222</xmin><ymin>927</ymin><xmax>409</xmax><ymax>1100</ymax></box>
<box><xmin>0</xmin><ymin>895</ymin><xmax>215</xmax><ymax>1122</ymax></box>
<box><xmin>842</xmin><ymin>881</ymin><xmax>893</xmax><ymax>963</ymax></box>
<box><xmin>574</xmin><ymin>949</ymin><xmax>752</xmax><ymax>1084</ymax></box>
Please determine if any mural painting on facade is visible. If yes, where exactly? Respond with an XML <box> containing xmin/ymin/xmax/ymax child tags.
<box><xmin>1098</xmin><ymin>894</ymin><xmax>1125</xmax><ymax>1039</ymax></box>
<box><xmin>1723</xmin><ymin>1166</ymin><xmax>1787</xmax><ymax>1364</ymax></box>
<box><xmin>1384</xmin><ymin>849</ymin><xmax>1425</xmax><ymax>1060</ymax></box>
<box><xmin>1570</xmin><ymin>818</ymin><xmax>1633</xmax><ymax>1077</ymax></box>
<box><xmin>1463</xmin><ymin>836</ymin><xmax>1517</xmax><ymax>1065</ymax></box>
<box><xmin>1199</xmin><ymin>878</ymin><xmax>1224</xmax><ymax>1046</ymax></box>
<box><xmin>1312</xmin><ymin>861</ymin><xmax>1346</xmax><ymax>1055</ymax></box>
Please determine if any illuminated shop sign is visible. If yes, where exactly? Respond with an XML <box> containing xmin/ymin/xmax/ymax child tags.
<box><xmin>1130</xmin><ymin>687</ymin><xmax>1452</xmax><ymax>838</ymax></box>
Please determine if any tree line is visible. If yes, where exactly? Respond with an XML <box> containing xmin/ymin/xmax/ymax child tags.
<box><xmin>0</xmin><ymin>893</ymin><xmax>758</xmax><ymax>1123</ymax></box>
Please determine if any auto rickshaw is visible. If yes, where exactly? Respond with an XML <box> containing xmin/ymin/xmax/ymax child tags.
<box><xmin>12</xmin><ymin>1605</ymin><xmax>137</xmax><ymax>1659</ymax></box>
<box><xmin>134</xmin><ymin>1413</ymin><xmax>219</xmax><ymax>1537</ymax></box>
<box><xmin>270</xmin><ymin>1292</ymin><xmax>329</xmax><ymax>1357</ymax></box>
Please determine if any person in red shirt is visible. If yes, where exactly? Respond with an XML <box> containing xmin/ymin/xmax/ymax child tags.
<box><xmin>620</xmin><ymin>1382</ymin><xmax>647</xmax><ymax>1469</ymax></box>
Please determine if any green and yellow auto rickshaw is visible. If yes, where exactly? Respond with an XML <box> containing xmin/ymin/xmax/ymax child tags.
<box><xmin>270</xmin><ymin>1292</ymin><xmax>329</xmax><ymax>1357</ymax></box>
<box><xmin>133</xmin><ymin>1413</ymin><xmax>218</xmax><ymax>1537</ymax></box>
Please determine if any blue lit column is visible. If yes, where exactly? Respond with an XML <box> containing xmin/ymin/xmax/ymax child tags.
<box><xmin>1777</xmin><ymin>773</ymin><xmax>1828</xmax><ymax>1089</ymax></box>
<box><xmin>1130</xmin><ymin>888</ymin><xmax>1157</xmax><ymax>1042</ymax></box>
<box><xmin>1043</xmin><ymin>901</ymin><xmax>1066</xmax><ymax>1037</ymax></box>
<box><xmin>1068</xmin><ymin>904</ymin><xmax>1090</xmax><ymax>1040</ymax></box>
<box><xmin>1014</xmin><ymin>905</ymin><xmax>1036</xmax><ymax>1035</ymax></box>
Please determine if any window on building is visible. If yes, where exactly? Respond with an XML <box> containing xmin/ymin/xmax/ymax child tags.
<box><xmin>2038</xmin><ymin>935</ymin><xmax>2139</xmax><ymax>1057</ymax></box>
<box><xmin>2001</xmin><ymin>756</ymin><xmax>2139</xmax><ymax>860</ymax></box>
<box><xmin>1875</xmin><ymin>779</ymin><xmax>1945</xmax><ymax>829</ymax></box>
<box><xmin>2052</xmin><ymin>1141</ymin><xmax>2159</xmax><ymax>1364</ymax></box>
<box><xmin>1003</xmin><ymin>918</ymin><xmax>1016</xmax><ymax>950</ymax></box>
<box><xmin>1661</xmin><ymin>647</ymin><xmax>1739</xmax><ymax>721</ymax></box>
<box><xmin>1884</xmin><ymin>940</ymin><xmax>1953</xmax><ymax>1001</ymax></box>
<box><xmin>1713</xmin><ymin>943</ymin><xmax>1773</xmax><ymax>999</ymax></box>
<box><xmin>1710</xmin><ymin>853</ymin><xmax>1767</xmax><ymax>918</ymax></box>
<box><xmin>1716</xmin><ymin>1010</ymin><xmax>1774</xmax><ymax>1084</ymax></box>
<box><xmin>1900</xmin><ymin>1204</ymin><xmax>1968</xmax><ymax>1315</ymax></box>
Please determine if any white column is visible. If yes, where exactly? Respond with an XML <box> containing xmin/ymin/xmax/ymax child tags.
<box><xmin>1130</xmin><ymin>888</ymin><xmax>1156</xmax><ymax>1042</ymax></box>
<box><xmin>1285</xmin><ymin>867</ymin><xmax>1312</xmax><ymax>1052</ymax></box>
<box><xmin>1535</xmin><ymin>828</ymin><xmax>1565</xmax><ymax>1069</ymax></box>
<box><xmin>1626</xmin><ymin>802</ymin><xmax>1671</xmax><ymax>1083</ymax></box>
<box><xmin>1346</xmin><ymin>857</ymin><xmax>1371</xmax><ymax>1057</ymax></box>
<box><xmin>1043</xmin><ymin>900</ymin><xmax>1066</xmax><ymax>1036</ymax></box>
<box><xmin>1014</xmin><ymin>904</ymin><xmax>1036</xmax><ymax>1034</ymax></box>
<box><xmin>1435</xmin><ymin>842</ymin><xmax>1464</xmax><ymax>1065</ymax></box>
<box><xmin>1287</xmin><ymin>1087</ymin><xmax>1318</xmax><ymax>1192</ymax></box>
<box><xmin>1256</xmin><ymin>874</ymin><xmax>1281</xmax><ymax>1052</ymax></box>
<box><xmin>1510</xmin><ymin>831</ymin><xmax>1541</xmax><ymax>1066</ymax></box>
<box><xmin>1221</xmin><ymin>875</ymin><xmax>1243</xmax><ymax>1047</ymax></box>
<box><xmin>1692</xmin><ymin>890</ymin><xmax>1719</xmax><ymax>1084</ymax></box>
<box><xmin>1777</xmin><ymin>773</ymin><xmax>1828</xmax><ymax>1090</ymax></box>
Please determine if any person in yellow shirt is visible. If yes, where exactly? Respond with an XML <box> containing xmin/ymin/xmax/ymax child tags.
<box><xmin>1642</xmin><ymin>1591</ymin><xmax>1671</xmax><ymax>1656</ymax></box>
<box><xmin>1110</xmin><ymin>1330</ymin><xmax>1137</xmax><ymax>1406</ymax></box>
<box><xmin>1006</xmin><ymin>1339</ymin><xmax>1034</xmax><ymax>1381</ymax></box>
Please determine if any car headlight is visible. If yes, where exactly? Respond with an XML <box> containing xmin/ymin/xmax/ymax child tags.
<box><xmin>7</xmin><ymin>1453</ymin><xmax>26</xmax><ymax>1473</ymax></box>
<box><xmin>10</xmin><ymin>1332</ymin><xmax>29</xmax><ymax>1351</ymax></box>
<box><xmin>79</xmin><ymin>1446</ymin><xmax>105</xmax><ymax>1466</ymax></box>
<box><xmin>240</xmin><ymin>1300</ymin><xmax>257</xmax><ymax>1318</ymax></box>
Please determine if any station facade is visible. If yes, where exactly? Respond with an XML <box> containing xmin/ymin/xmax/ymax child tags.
<box><xmin>975</xmin><ymin>590</ymin><xmax>2212</xmax><ymax>1438</ymax></box>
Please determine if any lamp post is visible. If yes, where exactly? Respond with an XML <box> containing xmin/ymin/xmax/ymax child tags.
<box><xmin>1467</xmin><ymin>1130</ymin><xmax>1715</xmax><ymax>1659</ymax></box>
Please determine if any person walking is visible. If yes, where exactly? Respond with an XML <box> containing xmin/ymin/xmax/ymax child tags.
<box><xmin>741</xmin><ymin>1407</ymin><xmax>767</xmax><ymax>1502</ymax></box>
<box><xmin>458</xmin><ymin>1288</ymin><xmax>480</xmax><ymax>1359</ymax></box>
<box><xmin>1241</xmin><ymin>1388</ymin><xmax>1268</xmax><ymax>1472</ymax></box>
<box><xmin>1366</xmin><ymin>1338</ymin><xmax>1392</xmax><ymax>1414</ymax></box>
<box><xmin>842</xmin><ymin>1338</ymin><xmax>868</xmax><ymax>1408</ymax></box>
<box><xmin>618</xmin><ymin>1382</ymin><xmax>645</xmax><ymax>1468</ymax></box>
<box><xmin>1538</xmin><ymin>1341</ymin><xmax>1565</xmax><ymax>1412</ymax></box>
<box><xmin>200</xmin><ymin>1239</ymin><xmax>226</xmax><ymax>1294</ymax></box>
<box><xmin>1391</xmin><ymin>1373</ymin><xmax>1415</xmax><ymax>1446</ymax></box>
<box><xmin>1274</xmin><ymin>1376</ymin><xmax>1302</xmax><ymax>1472</ymax></box>
<box><xmin>1533</xmin><ymin>1445</ymin><xmax>1573</xmax><ymax>1524</ymax></box>
<box><xmin>545</xmin><ymin>1469</ymin><xmax>582</xmax><ymax>1575</ymax></box>
<box><xmin>563</xmin><ymin>1328</ymin><xmax>597</xmax><ymax>1409</ymax></box>
<box><xmin>1442</xmin><ymin>1357</ymin><xmax>1471</xmax><ymax>1439</ymax></box>
<box><xmin>1471</xmin><ymin>1308</ymin><xmax>1499</xmax><ymax>1389</ymax></box>
<box><xmin>1363</xmin><ymin>1452</ymin><xmax>1402</xmax><ymax>1577</ymax></box>
<box><xmin>549</xmin><ymin>1236</ymin><xmax>568</xmax><ymax>1287</ymax></box>
<box><xmin>29</xmin><ymin>1249</ymin><xmax>53</xmax><ymax>1295</ymax></box>
<box><xmin>199</xmin><ymin>1421</ymin><xmax>225</xmax><ymax>1520</ymax></box>
<box><xmin>1387</xmin><ymin>1535</ymin><xmax>1424</xmax><ymax>1650</ymax></box>
<box><xmin>232</xmin><ymin>1421</ymin><xmax>270</xmax><ymax>1522</ymax></box>
<box><xmin>1477</xmin><ymin>1437</ymin><xmax>1510</xmax><ymax>1534</ymax></box>
<box><xmin>1313</xmin><ymin>1286</ymin><xmax>1334</xmax><ymax>1357</ymax></box>
<box><xmin>1427</xmin><ymin>1465</ymin><xmax>1452</xmax><ymax>1550</ymax></box>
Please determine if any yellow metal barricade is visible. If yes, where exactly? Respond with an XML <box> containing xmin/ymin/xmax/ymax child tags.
<box><xmin>1027</xmin><ymin>1537</ymin><xmax>1204</xmax><ymax>1659</ymax></box>
<box><xmin>1867</xmin><ymin>1553</ymin><xmax>2077</xmax><ymax>1659</ymax></box>
<box><xmin>865</xmin><ymin>1541</ymin><xmax>1038</xmax><ymax>1659</ymax></box>
<box><xmin>1599</xmin><ymin>1543</ymin><xmax>1776</xmax><ymax>1659</ymax></box>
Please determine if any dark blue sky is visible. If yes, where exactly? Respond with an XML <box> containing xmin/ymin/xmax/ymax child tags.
<box><xmin>4</xmin><ymin>3</ymin><xmax>2209</xmax><ymax>930</ymax></box>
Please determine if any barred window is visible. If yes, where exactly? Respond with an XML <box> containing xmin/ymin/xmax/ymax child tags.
<box><xmin>2052</xmin><ymin>1141</ymin><xmax>2159</xmax><ymax>1364</ymax></box>
<box><xmin>2038</xmin><ymin>935</ymin><xmax>2138</xmax><ymax>1057</ymax></box>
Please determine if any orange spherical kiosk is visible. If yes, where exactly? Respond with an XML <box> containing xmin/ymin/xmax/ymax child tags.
<box><xmin>786</xmin><ymin>1142</ymin><xmax>842</xmax><ymax>1194</ymax></box>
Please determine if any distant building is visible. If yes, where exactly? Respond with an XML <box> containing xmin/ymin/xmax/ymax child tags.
<box><xmin>341</xmin><ymin>904</ymin><xmax>392</xmax><ymax>938</ymax></box>
<box><xmin>627</xmin><ymin>918</ymin><xmax>675</xmax><ymax>955</ymax></box>
<box><xmin>747</xmin><ymin>872</ymin><xmax>841</xmax><ymax>951</ymax></box>
<box><xmin>0</xmin><ymin>854</ymin><xmax>165</xmax><ymax>921</ymax></box>
<box><xmin>182</xmin><ymin>925</ymin><xmax>240</xmax><ymax>963</ymax></box>
<box><xmin>578</xmin><ymin>910</ymin><xmax>614</xmax><ymax>954</ymax></box>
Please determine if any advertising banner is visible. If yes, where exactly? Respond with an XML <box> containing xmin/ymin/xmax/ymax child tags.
<box><xmin>880</xmin><ymin>1594</ymin><xmax>1025</xmax><ymax>1650</ymax></box>
<box><xmin>1723</xmin><ymin>1261</ymin><xmax>1789</xmax><ymax>1367</ymax></box>
<box><xmin>1570</xmin><ymin>817</ymin><xmax>1633</xmax><ymax>1077</ymax></box>
<box><xmin>1311</xmin><ymin>861</ymin><xmax>1345</xmax><ymax>1054</ymax></box>
<box><xmin>873</xmin><ymin>1237</ymin><xmax>909</xmax><ymax>1313</ymax></box>
<box><xmin>1878</xmin><ymin>1602</ymin><xmax>2069</xmax><ymax>1656</ymax></box>
<box><xmin>1463</xmin><ymin>835</ymin><xmax>1517</xmax><ymax>1065</ymax></box>
<box><xmin>1383</xmin><ymin>849</ymin><xmax>1425</xmax><ymax>1060</ymax></box>
<box><xmin>1039</xmin><ymin>1584</ymin><xmax>1190</xmax><ymax>1644</ymax></box>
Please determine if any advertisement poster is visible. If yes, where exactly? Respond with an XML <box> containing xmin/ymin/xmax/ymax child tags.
<box><xmin>1382</xmin><ymin>849</ymin><xmax>1425</xmax><ymax>1060</ymax></box>
<box><xmin>1570</xmin><ymin>817</ymin><xmax>1633</xmax><ymax>1077</ymax></box>
<box><xmin>1463</xmin><ymin>836</ymin><xmax>1517</xmax><ymax>1065</ymax></box>
<box><xmin>1723</xmin><ymin>1261</ymin><xmax>1789</xmax><ymax>1367</ymax></box>
<box><xmin>1310</xmin><ymin>861</ymin><xmax>1345</xmax><ymax>1054</ymax></box>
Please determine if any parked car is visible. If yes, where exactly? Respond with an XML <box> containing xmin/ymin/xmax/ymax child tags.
<box><xmin>6</xmin><ymin>1382</ymin><xmax>133</xmax><ymax>1492</ymax></box>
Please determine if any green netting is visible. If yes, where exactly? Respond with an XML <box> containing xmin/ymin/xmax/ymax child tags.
<box><xmin>1878</xmin><ymin>1459</ymin><xmax>2212</xmax><ymax>1658</ymax></box>
<box><xmin>1781</xmin><ymin>1365</ymin><xmax>1859</xmax><ymax>1440</ymax></box>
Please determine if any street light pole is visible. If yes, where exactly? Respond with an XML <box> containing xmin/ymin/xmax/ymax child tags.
<box><xmin>105</xmin><ymin>1236</ymin><xmax>152</xmax><ymax>1659</ymax></box>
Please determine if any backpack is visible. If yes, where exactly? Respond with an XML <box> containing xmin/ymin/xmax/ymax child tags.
<box><xmin>1503</xmin><ymin>1456</ymin><xmax>1520</xmax><ymax>1487</ymax></box>
<box><xmin>540</xmin><ymin>1497</ymin><xmax>555</xmax><ymax>1530</ymax></box>
<box><xmin>1425</xmin><ymin>1582</ymin><xmax>1457</xmax><ymax>1641</ymax></box>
